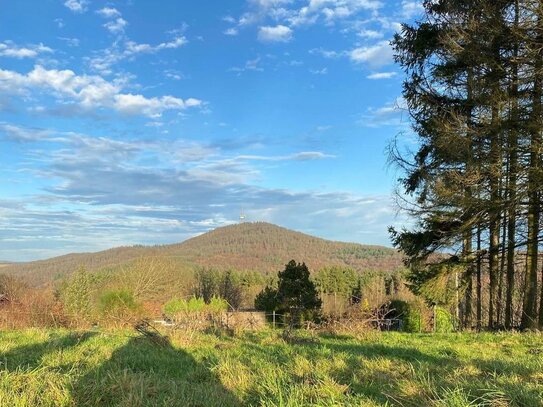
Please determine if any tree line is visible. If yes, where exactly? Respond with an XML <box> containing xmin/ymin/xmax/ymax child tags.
<box><xmin>390</xmin><ymin>0</ymin><xmax>543</xmax><ymax>330</ymax></box>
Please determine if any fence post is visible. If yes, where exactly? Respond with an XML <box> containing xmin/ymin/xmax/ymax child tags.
<box><xmin>272</xmin><ymin>310</ymin><xmax>276</xmax><ymax>329</ymax></box>
<box><xmin>433</xmin><ymin>305</ymin><xmax>437</xmax><ymax>333</ymax></box>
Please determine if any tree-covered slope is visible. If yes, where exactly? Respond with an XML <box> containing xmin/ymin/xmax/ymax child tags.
<box><xmin>4</xmin><ymin>222</ymin><xmax>403</xmax><ymax>286</ymax></box>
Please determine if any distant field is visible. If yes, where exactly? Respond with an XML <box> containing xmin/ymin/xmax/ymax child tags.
<box><xmin>0</xmin><ymin>329</ymin><xmax>541</xmax><ymax>406</ymax></box>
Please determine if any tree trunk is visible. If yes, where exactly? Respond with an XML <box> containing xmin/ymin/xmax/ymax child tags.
<box><xmin>505</xmin><ymin>0</ymin><xmax>519</xmax><ymax>329</ymax></box>
<box><xmin>522</xmin><ymin>10</ymin><xmax>542</xmax><ymax>329</ymax></box>
<box><xmin>476</xmin><ymin>225</ymin><xmax>482</xmax><ymax>331</ymax></box>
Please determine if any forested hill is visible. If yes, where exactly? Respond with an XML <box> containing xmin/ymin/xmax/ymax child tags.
<box><xmin>175</xmin><ymin>222</ymin><xmax>402</xmax><ymax>272</ymax></box>
<box><xmin>4</xmin><ymin>222</ymin><xmax>403</xmax><ymax>286</ymax></box>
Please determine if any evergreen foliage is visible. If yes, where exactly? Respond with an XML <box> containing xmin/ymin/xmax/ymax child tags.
<box><xmin>390</xmin><ymin>0</ymin><xmax>543</xmax><ymax>330</ymax></box>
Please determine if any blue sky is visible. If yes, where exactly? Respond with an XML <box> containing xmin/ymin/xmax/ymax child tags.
<box><xmin>0</xmin><ymin>0</ymin><xmax>419</xmax><ymax>261</ymax></box>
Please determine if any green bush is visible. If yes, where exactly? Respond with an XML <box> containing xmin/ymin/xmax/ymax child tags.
<box><xmin>254</xmin><ymin>285</ymin><xmax>279</xmax><ymax>312</ymax></box>
<box><xmin>435</xmin><ymin>306</ymin><xmax>455</xmax><ymax>333</ymax></box>
<box><xmin>163</xmin><ymin>298</ymin><xmax>188</xmax><ymax>317</ymax></box>
<box><xmin>387</xmin><ymin>299</ymin><xmax>425</xmax><ymax>333</ymax></box>
<box><xmin>59</xmin><ymin>266</ymin><xmax>93</xmax><ymax>323</ymax></box>
<box><xmin>404</xmin><ymin>306</ymin><xmax>423</xmax><ymax>333</ymax></box>
<box><xmin>99</xmin><ymin>289</ymin><xmax>140</xmax><ymax>316</ymax></box>
<box><xmin>163</xmin><ymin>296</ymin><xmax>226</xmax><ymax>324</ymax></box>
<box><xmin>208</xmin><ymin>297</ymin><xmax>228</xmax><ymax>314</ymax></box>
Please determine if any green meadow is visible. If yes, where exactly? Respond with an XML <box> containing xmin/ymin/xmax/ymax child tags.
<box><xmin>0</xmin><ymin>329</ymin><xmax>541</xmax><ymax>407</ymax></box>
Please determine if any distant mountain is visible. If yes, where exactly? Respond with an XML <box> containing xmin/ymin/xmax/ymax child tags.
<box><xmin>3</xmin><ymin>222</ymin><xmax>404</xmax><ymax>286</ymax></box>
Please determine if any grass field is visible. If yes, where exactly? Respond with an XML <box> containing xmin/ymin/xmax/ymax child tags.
<box><xmin>0</xmin><ymin>328</ymin><xmax>541</xmax><ymax>407</ymax></box>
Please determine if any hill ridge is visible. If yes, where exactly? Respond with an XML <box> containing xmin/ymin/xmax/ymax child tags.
<box><xmin>3</xmin><ymin>222</ymin><xmax>403</xmax><ymax>286</ymax></box>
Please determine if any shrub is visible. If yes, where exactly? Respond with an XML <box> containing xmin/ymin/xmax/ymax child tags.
<box><xmin>254</xmin><ymin>285</ymin><xmax>279</xmax><ymax>312</ymax></box>
<box><xmin>386</xmin><ymin>299</ymin><xmax>425</xmax><ymax>333</ymax></box>
<box><xmin>208</xmin><ymin>297</ymin><xmax>228</xmax><ymax>315</ymax></box>
<box><xmin>163</xmin><ymin>298</ymin><xmax>187</xmax><ymax>318</ymax></box>
<box><xmin>59</xmin><ymin>266</ymin><xmax>93</xmax><ymax>324</ymax></box>
<box><xmin>163</xmin><ymin>296</ymin><xmax>225</xmax><ymax>327</ymax></box>
<box><xmin>435</xmin><ymin>306</ymin><xmax>455</xmax><ymax>333</ymax></box>
<box><xmin>99</xmin><ymin>289</ymin><xmax>141</xmax><ymax>324</ymax></box>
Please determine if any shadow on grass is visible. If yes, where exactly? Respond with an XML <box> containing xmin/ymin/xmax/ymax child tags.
<box><xmin>71</xmin><ymin>334</ymin><xmax>241</xmax><ymax>407</ymax></box>
<box><xmin>318</xmin><ymin>337</ymin><xmax>543</xmax><ymax>406</ymax></box>
<box><xmin>0</xmin><ymin>331</ymin><xmax>96</xmax><ymax>372</ymax></box>
<box><xmin>232</xmin><ymin>331</ymin><xmax>541</xmax><ymax>406</ymax></box>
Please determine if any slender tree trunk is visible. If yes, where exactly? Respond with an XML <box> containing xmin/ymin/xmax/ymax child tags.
<box><xmin>521</xmin><ymin>14</ymin><xmax>542</xmax><ymax>329</ymax></box>
<box><xmin>497</xmin><ymin>210</ymin><xmax>507</xmax><ymax>328</ymax></box>
<box><xmin>476</xmin><ymin>225</ymin><xmax>482</xmax><ymax>331</ymax></box>
<box><xmin>488</xmin><ymin>108</ymin><xmax>501</xmax><ymax>329</ymax></box>
<box><xmin>539</xmin><ymin>265</ymin><xmax>543</xmax><ymax>328</ymax></box>
<box><xmin>462</xmin><ymin>66</ymin><xmax>475</xmax><ymax>331</ymax></box>
<box><xmin>505</xmin><ymin>129</ymin><xmax>518</xmax><ymax>329</ymax></box>
<box><xmin>522</xmin><ymin>200</ymin><xmax>539</xmax><ymax>329</ymax></box>
<box><xmin>463</xmin><ymin>271</ymin><xmax>473</xmax><ymax>329</ymax></box>
<box><xmin>505</xmin><ymin>0</ymin><xmax>519</xmax><ymax>330</ymax></box>
<box><xmin>487</xmin><ymin>26</ymin><xmax>503</xmax><ymax>329</ymax></box>
<box><xmin>537</xmin><ymin>9</ymin><xmax>543</xmax><ymax>331</ymax></box>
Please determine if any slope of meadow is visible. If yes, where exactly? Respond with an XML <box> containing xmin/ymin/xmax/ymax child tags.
<box><xmin>4</xmin><ymin>222</ymin><xmax>403</xmax><ymax>286</ymax></box>
<box><xmin>0</xmin><ymin>329</ymin><xmax>541</xmax><ymax>406</ymax></box>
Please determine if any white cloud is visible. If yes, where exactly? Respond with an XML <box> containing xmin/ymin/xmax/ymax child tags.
<box><xmin>360</xmin><ymin>97</ymin><xmax>408</xmax><ymax>128</ymax></box>
<box><xmin>0</xmin><ymin>41</ymin><xmax>53</xmax><ymax>59</ymax></box>
<box><xmin>401</xmin><ymin>0</ymin><xmax>424</xmax><ymax>18</ymax></box>
<box><xmin>164</xmin><ymin>69</ymin><xmax>184</xmax><ymax>80</ymax></box>
<box><xmin>239</xmin><ymin>0</ymin><xmax>383</xmax><ymax>30</ymax></box>
<box><xmin>310</xmin><ymin>67</ymin><xmax>328</xmax><ymax>75</ymax></box>
<box><xmin>0</xmin><ymin>123</ymin><xmax>53</xmax><ymax>142</ymax></box>
<box><xmin>223</xmin><ymin>16</ymin><xmax>237</xmax><ymax>24</ymax></box>
<box><xmin>229</xmin><ymin>56</ymin><xmax>264</xmax><ymax>74</ymax></box>
<box><xmin>367</xmin><ymin>71</ymin><xmax>397</xmax><ymax>80</ymax></box>
<box><xmin>350</xmin><ymin>40</ymin><xmax>393</xmax><ymax>68</ymax></box>
<box><xmin>358</xmin><ymin>29</ymin><xmax>384</xmax><ymax>39</ymax></box>
<box><xmin>125</xmin><ymin>37</ymin><xmax>187</xmax><ymax>54</ymax></box>
<box><xmin>96</xmin><ymin>7</ymin><xmax>121</xmax><ymax>18</ymax></box>
<box><xmin>309</xmin><ymin>47</ymin><xmax>343</xmax><ymax>58</ymax></box>
<box><xmin>224</xmin><ymin>28</ymin><xmax>239</xmax><ymax>36</ymax></box>
<box><xmin>234</xmin><ymin>151</ymin><xmax>334</xmax><ymax>161</ymax></box>
<box><xmin>258</xmin><ymin>25</ymin><xmax>293</xmax><ymax>42</ymax></box>
<box><xmin>322</xmin><ymin>6</ymin><xmax>352</xmax><ymax>23</ymax></box>
<box><xmin>104</xmin><ymin>17</ymin><xmax>127</xmax><ymax>34</ymax></box>
<box><xmin>58</xmin><ymin>37</ymin><xmax>80</xmax><ymax>47</ymax></box>
<box><xmin>250</xmin><ymin>0</ymin><xmax>293</xmax><ymax>7</ymax></box>
<box><xmin>0</xmin><ymin>65</ymin><xmax>202</xmax><ymax>117</ymax></box>
<box><xmin>88</xmin><ymin>36</ymin><xmax>187</xmax><ymax>74</ymax></box>
<box><xmin>114</xmin><ymin>94</ymin><xmax>201</xmax><ymax>117</ymax></box>
<box><xmin>64</xmin><ymin>0</ymin><xmax>88</xmax><ymax>13</ymax></box>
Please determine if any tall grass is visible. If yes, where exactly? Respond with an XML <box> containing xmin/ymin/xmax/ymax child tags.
<box><xmin>0</xmin><ymin>329</ymin><xmax>541</xmax><ymax>406</ymax></box>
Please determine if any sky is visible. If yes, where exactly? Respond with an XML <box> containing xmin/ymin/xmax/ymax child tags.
<box><xmin>0</xmin><ymin>0</ymin><xmax>421</xmax><ymax>262</ymax></box>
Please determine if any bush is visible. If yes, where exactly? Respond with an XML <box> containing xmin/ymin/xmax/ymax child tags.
<box><xmin>59</xmin><ymin>266</ymin><xmax>93</xmax><ymax>324</ymax></box>
<box><xmin>254</xmin><ymin>285</ymin><xmax>279</xmax><ymax>312</ymax></box>
<box><xmin>99</xmin><ymin>289</ymin><xmax>141</xmax><ymax>323</ymax></box>
<box><xmin>435</xmin><ymin>306</ymin><xmax>455</xmax><ymax>333</ymax></box>
<box><xmin>386</xmin><ymin>299</ymin><xmax>425</xmax><ymax>333</ymax></box>
<box><xmin>208</xmin><ymin>297</ymin><xmax>228</xmax><ymax>315</ymax></box>
<box><xmin>163</xmin><ymin>296</ymin><xmax>227</xmax><ymax>326</ymax></box>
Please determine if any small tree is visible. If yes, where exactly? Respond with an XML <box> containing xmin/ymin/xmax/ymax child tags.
<box><xmin>193</xmin><ymin>268</ymin><xmax>218</xmax><ymax>303</ymax></box>
<box><xmin>350</xmin><ymin>278</ymin><xmax>362</xmax><ymax>305</ymax></box>
<box><xmin>60</xmin><ymin>266</ymin><xmax>93</xmax><ymax>323</ymax></box>
<box><xmin>277</xmin><ymin>260</ymin><xmax>321</xmax><ymax>326</ymax></box>
<box><xmin>254</xmin><ymin>285</ymin><xmax>279</xmax><ymax>312</ymax></box>
<box><xmin>254</xmin><ymin>261</ymin><xmax>322</xmax><ymax>326</ymax></box>
<box><xmin>314</xmin><ymin>266</ymin><xmax>358</xmax><ymax>315</ymax></box>
<box><xmin>218</xmin><ymin>270</ymin><xmax>243</xmax><ymax>310</ymax></box>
